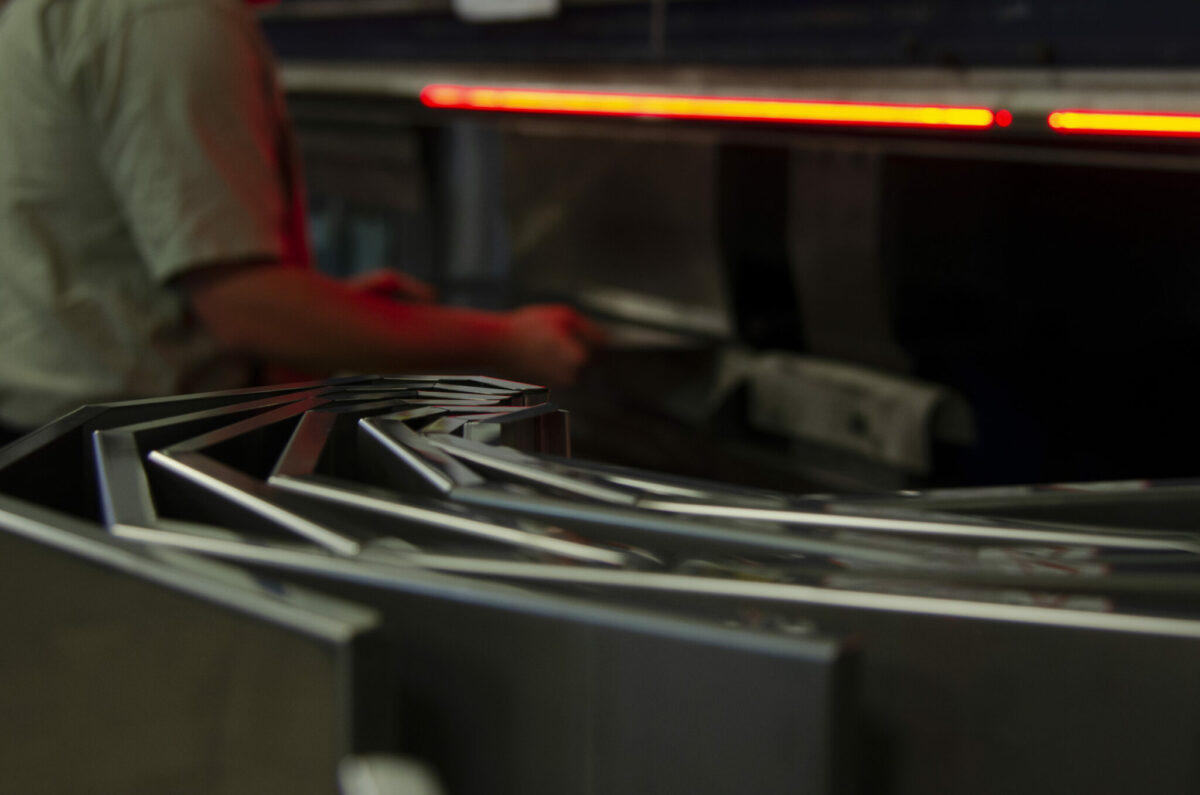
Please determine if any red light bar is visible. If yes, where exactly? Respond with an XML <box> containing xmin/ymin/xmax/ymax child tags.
<box><xmin>421</xmin><ymin>84</ymin><xmax>1000</xmax><ymax>130</ymax></box>
<box><xmin>1049</xmin><ymin>109</ymin><xmax>1200</xmax><ymax>138</ymax></box>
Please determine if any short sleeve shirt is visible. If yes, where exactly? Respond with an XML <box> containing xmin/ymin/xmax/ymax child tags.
<box><xmin>0</xmin><ymin>0</ymin><xmax>309</xmax><ymax>427</ymax></box>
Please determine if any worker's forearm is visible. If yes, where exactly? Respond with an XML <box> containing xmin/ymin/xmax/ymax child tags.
<box><xmin>186</xmin><ymin>266</ymin><xmax>510</xmax><ymax>374</ymax></box>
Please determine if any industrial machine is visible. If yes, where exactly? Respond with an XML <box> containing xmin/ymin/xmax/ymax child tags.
<box><xmin>5</xmin><ymin>376</ymin><xmax>1200</xmax><ymax>794</ymax></box>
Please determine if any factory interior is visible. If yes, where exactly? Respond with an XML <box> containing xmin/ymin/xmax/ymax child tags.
<box><xmin>7</xmin><ymin>1</ymin><xmax>1200</xmax><ymax>793</ymax></box>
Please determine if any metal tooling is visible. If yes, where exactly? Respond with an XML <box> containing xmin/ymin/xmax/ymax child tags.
<box><xmin>5</xmin><ymin>375</ymin><xmax>1200</xmax><ymax>794</ymax></box>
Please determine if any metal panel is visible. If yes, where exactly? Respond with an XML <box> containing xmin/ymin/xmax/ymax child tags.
<box><xmin>0</xmin><ymin>496</ymin><xmax>381</xmax><ymax>795</ymax></box>
<box><xmin>0</xmin><ymin>377</ymin><xmax>850</xmax><ymax>795</ymax></box>
<box><xmin>11</xmin><ymin>375</ymin><xmax>1200</xmax><ymax>793</ymax></box>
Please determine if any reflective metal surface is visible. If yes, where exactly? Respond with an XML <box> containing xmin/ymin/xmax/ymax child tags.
<box><xmin>0</xmin><ymin>377</ymin><xmax>847</xmax><ymax>795</ymax></box>
<box><xmin>6</xmin><ymin>375</ymin><xmax>1200</xmax><ymax>794</ymax></box>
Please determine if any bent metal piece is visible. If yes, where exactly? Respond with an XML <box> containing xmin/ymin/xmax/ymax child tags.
<box><xmin>426</xmin><ymin>434</ymin><xmax>1200</xmax><ymax>552</ymax></box>
<box><xmin>8</xmin><ymin>375</ymin><xmax>1200</xmax><ymax>795</ymax></box>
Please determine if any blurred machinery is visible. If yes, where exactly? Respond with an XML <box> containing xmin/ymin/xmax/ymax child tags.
<box><xmin>9</xmin><ymin>7</ymin><xmax>1200</xmax><ymax>792</ymax></box>
<box><xmin>261</xmin><ymin>1</ymin><xmax>1200</xmax><ymax>489</ymax></box>
<box><xmin>6</xmin><ymin>377</ymin><xmax>1200</xmax><ymax>793</ymax></box>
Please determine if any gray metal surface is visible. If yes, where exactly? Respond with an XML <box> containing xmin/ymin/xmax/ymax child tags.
<box><xmin>8</xmin><ymin>376</ymin><xmax>1200</xmax><ymax>793</ymax></box>
<box><xmin>0</xmin><ymin>376</ymin><xmax>850</xmax><ymax>795</ymax></box>
<box><xmin>854</xmin><ymin>477</ymin><xmax>1200</xmax><ymax>532</ymax></box>
<box><xmin>0</xmin><ymin>495</ymin><xmax>379</xmax><ymax>795</ymax></box>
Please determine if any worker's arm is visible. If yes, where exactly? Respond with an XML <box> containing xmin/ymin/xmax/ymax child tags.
<box><xmin>180</xmin><ymin>263</ymin><xmax>597</xmax><ymax>386</ymax></box>
<box><xmin>87</xmin><ymin>6</ymin><xmax>599</xmax><ymax>386</ymax></box>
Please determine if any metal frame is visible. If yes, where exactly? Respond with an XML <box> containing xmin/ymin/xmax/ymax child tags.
<box><xmin>9</xmin><ymin>375</ymin><xmax>1200</xmax><ymax>793</ymax></box>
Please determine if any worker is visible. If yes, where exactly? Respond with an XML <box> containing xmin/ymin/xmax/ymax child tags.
<box><xmin>0</xmin><ymin>0</ymin><xmax>602</xmax><ymax>446</ymax></box>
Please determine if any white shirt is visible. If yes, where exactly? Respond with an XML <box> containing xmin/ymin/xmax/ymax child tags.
<box><xmin>0</xmin><ymin>0</ymin><xmax>308</xmax><ymax>427</ymax></box>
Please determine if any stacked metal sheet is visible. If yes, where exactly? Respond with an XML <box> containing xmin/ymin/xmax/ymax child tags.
<box><xmin>3</xmin><ymin>376</ymin><xmax>1200</xmax><ymax>795</ymax></box>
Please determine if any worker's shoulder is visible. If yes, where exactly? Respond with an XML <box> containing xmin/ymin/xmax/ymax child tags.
<box><xmin>1</xmin><ymin>0</ymin><xmax>255</xmax><ymax>87</ymax></box>
<box><xmin>5</xmin><ymin>0</ymin><xmax>250</xmax><ymax>41</ymax></box>
<box><xmin>88</xmin><ymin>0</ymin><xmax>250</xmax><ymax>19</ymax></box>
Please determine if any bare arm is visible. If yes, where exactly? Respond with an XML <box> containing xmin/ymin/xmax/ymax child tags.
<box><xmin>181</xmin><ymin>264</ymin><xmax>599</xmax><ymax>386</ymax></box>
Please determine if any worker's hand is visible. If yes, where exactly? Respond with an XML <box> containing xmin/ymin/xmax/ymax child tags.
<box><xmin>495</xmin><ymin>304</ymin><xmax>607</xmax><ymax>387</ymax></box>
<box><xmin>346</xmin><ymin>269</ymin><xmax>437</xmax><ymax>303</ymax></box>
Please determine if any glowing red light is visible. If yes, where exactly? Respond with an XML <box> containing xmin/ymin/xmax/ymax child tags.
<box><xmin>1049</xmin><ymin>109</ymin><xmax>1200</xmax><ymax>137</ymax></box>
<box><xmin>420</xmin><ymin>84</ymin><xmax>1001</xmax><ymax>130</ymax></box>
<box><xmin>995</xmin><ymin>109</ymin><xmax>1013</xmax><ymax>127</ymax></box>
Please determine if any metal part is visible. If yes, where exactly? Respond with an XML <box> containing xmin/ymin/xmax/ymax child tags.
<box><xmin>0</xmin><ymin>494</ymin><xmax>379</xmax><ymax>795</ymax></box>
<box><xmin>8</xmin><ymin>375</ymin><xmax>1200</xmax><ymax>794</ymax></box>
